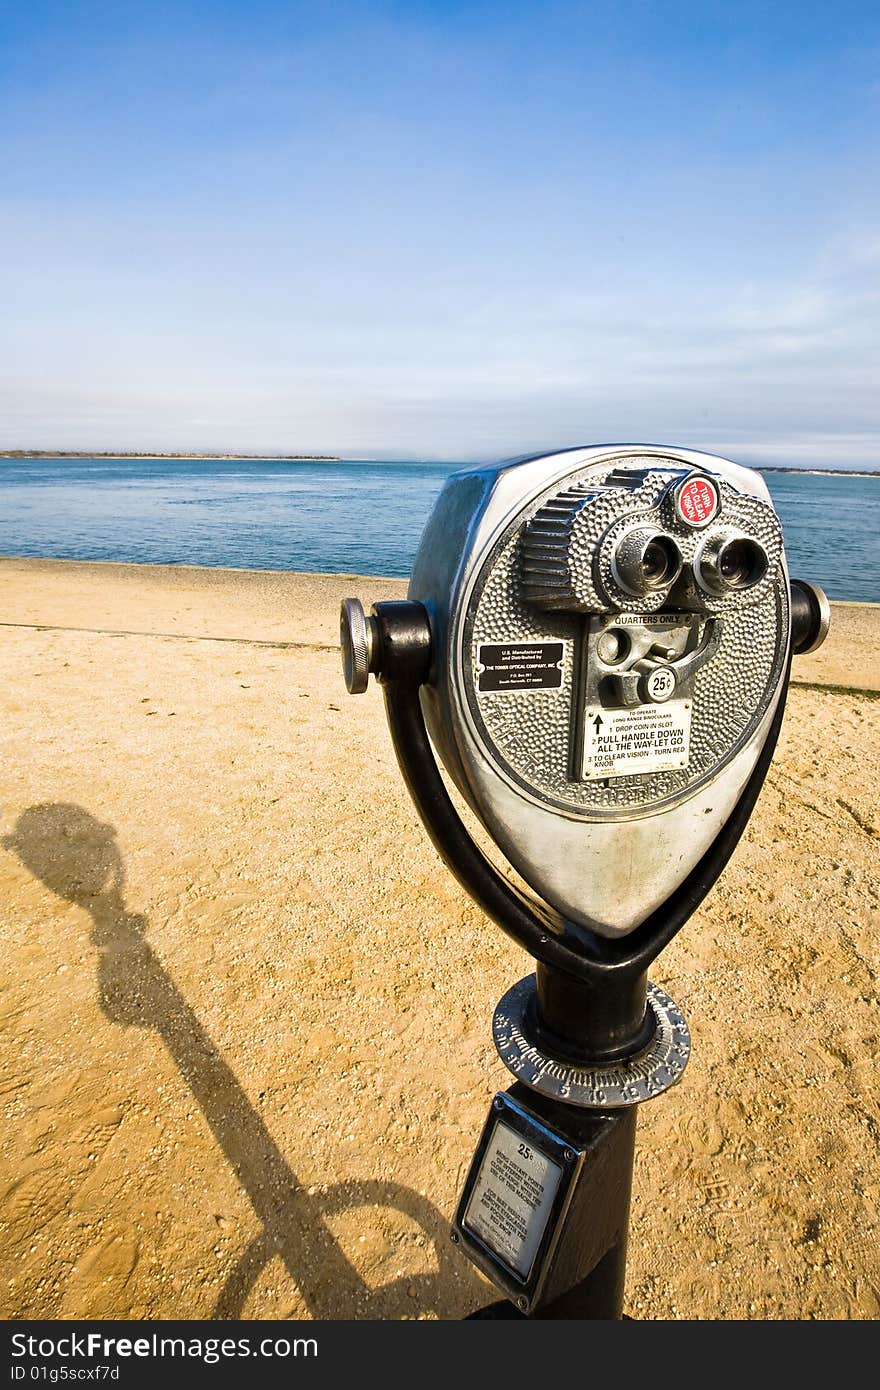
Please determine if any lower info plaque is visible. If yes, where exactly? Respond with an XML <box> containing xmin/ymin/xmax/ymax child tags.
<box><xmin>462</xmin><ymin>1119</ymin><xmax>563</xmax><ymax>1278</ymax></box>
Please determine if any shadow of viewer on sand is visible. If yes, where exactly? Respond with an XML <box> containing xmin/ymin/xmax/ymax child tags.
<box><xmin>4</xmin><ymin>803</ymin><xmax>482</xmax><ymax>1319</ymax></box>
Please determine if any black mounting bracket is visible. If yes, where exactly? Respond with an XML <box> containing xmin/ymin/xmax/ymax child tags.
<box><xmin>372</xmin><ymin>597</ymin><xmax>791</xmax><ymax>1061</ymax></box>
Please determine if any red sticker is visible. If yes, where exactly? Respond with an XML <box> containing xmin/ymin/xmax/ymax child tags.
<box><xmin>675</xmin><ymin>476</ymin><xmax>719</xmax><ymax>528</ymax></box>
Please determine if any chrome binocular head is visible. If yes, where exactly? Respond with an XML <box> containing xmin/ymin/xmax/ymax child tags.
<box><xmin>342</xmin><ymin>445</ymin><xmax>828</xmax><ymax>939</ymax></box>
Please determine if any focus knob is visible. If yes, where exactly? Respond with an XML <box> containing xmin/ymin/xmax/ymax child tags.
<box><xmin>340</xmin><ymin>598</ymin><xmax>378</xmax><ymax>694</ymax></box>
<box><xmin>790</xmin><ymin>580</ymin><xmax>831</xmax><ymax>655</ymax></box>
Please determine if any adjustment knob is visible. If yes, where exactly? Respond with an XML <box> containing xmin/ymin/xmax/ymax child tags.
<box><xmin>790</xmin><ymin>580</ymin><xmax>831</xmax><ymax>655</ymax></box>
<box><xmin>635</xmin><ymin>661</ymin><xmax>677</xmax><ymax>703</ymax></box>
<box><xmin>607</xmin><ymin>660</ymin><xmax>678</xmax><ymax>707</ymax></box>
<box><xmin>340</xmin><ymin>598</ymin><xmax>378</xmax><ymax>694</ymax></box>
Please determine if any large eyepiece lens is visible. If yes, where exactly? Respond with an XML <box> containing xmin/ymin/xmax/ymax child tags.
<box><xmin>717</xmin><ymin>538</ymin><xmax>767</xmax><ymax>589</ymax></box>
<box><xmin>697</xmin><ymin>533</ymin><xmax>769</xmax><ymax>595</ymax></box>
<box><xmin>612</xmin><ymin>530</ymin><xmax>683</xmax><ymax>596</ymax></box>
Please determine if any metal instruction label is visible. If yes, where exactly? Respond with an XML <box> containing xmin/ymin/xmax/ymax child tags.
<box><xmin>477</xmin><ymin>641</ymin><xmax>565</xmax><ymax>693</ymax></box>
<box><xmin>463</xmin><ymin>1120</ymin><xmax>562</xmax><ymax>1278</ymax></box>
<box><xmin>583</xmin><ymin>701</ymin><xmax>691</xmax><ymax>780</ymax></box>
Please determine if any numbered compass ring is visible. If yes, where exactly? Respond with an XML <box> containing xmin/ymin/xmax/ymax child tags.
<box><xmin>493</xmin><ymin>977</ymin><xmax>691</xmax><ymax>1109</ymax></box>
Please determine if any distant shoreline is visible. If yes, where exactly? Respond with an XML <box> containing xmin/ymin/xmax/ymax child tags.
<box><xmin>757</xmin><ymin>466</ymin><xmax>880</xmax><ymax>479</ymax></box>
<box><xmin>0</xmin><ymin>451</ymin><xmax>877</xmax><ymax>478</ymax></box>
<box><xmin>0</xmin><ymin>451</ymin><xmax>341</xmax><ymax>461</ymax></box>
<box><xmin>750</xmin><ymin>467</ymin><xmax>873</xmax><ymax>478</ymax></box>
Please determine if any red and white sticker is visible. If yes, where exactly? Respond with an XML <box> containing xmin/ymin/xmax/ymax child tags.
<box><xmin>674</xmin><ymin>476</ymin><xmax>719</xmax><ymax>528</ymax></box>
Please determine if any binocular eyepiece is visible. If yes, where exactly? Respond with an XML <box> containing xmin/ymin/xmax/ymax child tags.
<box><xmin>695</xmin><ymin>530</ymin><xmax>769</xmax><ymax>595</ymax></box>
<box><xmin>611</xmin><ymin>528</ymin><xmax>683</xmax><ymax>596</ymax></box>
<box><xmin>609</xmin><ymin>526</ymin><xmax>771</xmax><ymax>600</ymax></box>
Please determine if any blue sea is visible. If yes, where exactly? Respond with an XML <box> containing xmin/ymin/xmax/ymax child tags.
<box><xmin>0</xmin><ymin>455</ymin><xmax>877</xmax><ymax>602</ymax></box>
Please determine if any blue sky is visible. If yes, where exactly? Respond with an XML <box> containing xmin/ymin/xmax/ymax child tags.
<box><xmin>2</xmin><ymin>1</ymin><xmax>878</xmax><ymax>464</ymax></box>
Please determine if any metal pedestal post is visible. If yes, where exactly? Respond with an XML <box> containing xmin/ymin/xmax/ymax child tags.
<box><xmin>513</xmin><ymin>1087</ymin><xmax>637</xmax><ymax>1319</ymax></box>
<box><xmin>456</xmin><ymin>966</ymin><xmax>689</xmax><ymax>1319</ymax></box>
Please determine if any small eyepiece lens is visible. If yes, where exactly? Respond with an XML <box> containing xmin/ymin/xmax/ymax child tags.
<box><xmin>640</xmin><ymin>535</ymin><xmax>679</xmax><ymax>587</ymax></box>
<box><xmin>642</xmin><ymin>543</ymin><xmax>665</xmax><ymax>579</ymax></box>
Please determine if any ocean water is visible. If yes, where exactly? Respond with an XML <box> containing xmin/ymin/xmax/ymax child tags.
<box><xmin>0</xmin><ymin>455</ymin><xmax>876</xmax><ymax>602</ymax></box>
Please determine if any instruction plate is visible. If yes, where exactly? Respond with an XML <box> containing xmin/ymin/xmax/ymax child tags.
<box><xmin>583</xmin><ymin>701</ymin><xmax>691</xmax><ymax>780</ymax></box>
<box><xmin>462</xmin><ymin>1120</ymin><xmax>563</xmax><ymax>1278</ymax></box>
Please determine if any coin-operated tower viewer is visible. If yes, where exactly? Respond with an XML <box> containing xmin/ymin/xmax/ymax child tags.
<box><xmin>340</xmin><ymin>444</ymin><xmax>829</xmax><ymax>1319</ymax></box>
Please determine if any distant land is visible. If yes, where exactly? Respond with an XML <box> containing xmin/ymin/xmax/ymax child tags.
<box><xmin>1</xmin><ymin>451</ymin><xmax>878</xmax><ymax>478</ymax></box>
<box><xmin>0</xmin><ymin>450</ymin><xmax>340</xmax><ymax>461</ymax></box>
<box><xmin>756</xmin><ymin>465</ymin><xmax>879</xmax><ymax>478</ymax></box>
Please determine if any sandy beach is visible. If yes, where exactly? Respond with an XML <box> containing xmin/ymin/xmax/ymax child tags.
<box><xmin>1</xmin><ymin>557</ymin><xmax>878</xmax><ymax>1321</ymax></box>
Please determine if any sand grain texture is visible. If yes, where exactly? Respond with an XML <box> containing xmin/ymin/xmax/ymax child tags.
<box><xmin>1</xmin><ymin>559</ymin><xmax>878</xmax><ymax>1320</ymax></box>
